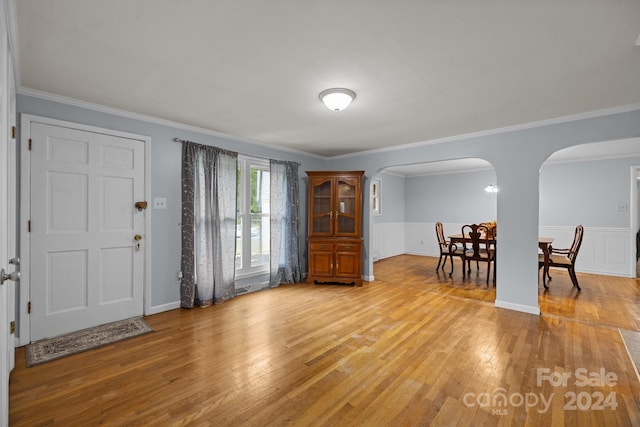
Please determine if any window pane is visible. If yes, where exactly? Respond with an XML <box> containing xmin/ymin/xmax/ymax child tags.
<box><xmin>237</xmin><ymin>164</ymin><xmax>241</xmax><ymax>213</ymax></box>
<box><xmin>251</xmin><ymin>214</ymin><xmax>269</xmax><ymax>267</ymax></box>
<box><xmin>251</xmin><ymin>167</ymin><xmax>270</xmax><ymax>213</ymax></box>
<box><xmin>250</xmin><ymin>166</ymin><xmax>269</xmax><ymax>268</ymax></box>
<box><xmin>235</xmin><ymin>216</ymin><xmax>242</xmax><ymax>270</ymax></box>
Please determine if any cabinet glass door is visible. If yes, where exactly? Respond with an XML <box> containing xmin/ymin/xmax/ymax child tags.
<box><xmin>310</xmin><ymin>178</ymin><xmax>332</xmax><ymax>235</ymax></box>
<box><xmin>335</xmin><ymin>178</ymin><xmax>358</xmax><ymax>235</ymax></box>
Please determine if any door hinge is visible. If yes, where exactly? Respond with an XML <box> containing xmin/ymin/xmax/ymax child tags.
<box><xmin>27</xmin><ymin>302</ymin><xmax>31</xmax><ymax>314</ymax></box>
<box><xmin>28</xmin><ymin>220</ymin><xmax>31</xmax><ymax>232</ymax></box>
<box><xmin>10</xmin><ymin>321</ymin><xmax>15</xmax><ymax>334</ymax></box>
<box><xmin>29</xmin><ymin>138</ymin><xmax>32</xmax><ymax>150</ymax></box>
<box><xmin>11</xmin><ymin>126</ymin><xmax>16</xmax><ymax>139</ymax></box>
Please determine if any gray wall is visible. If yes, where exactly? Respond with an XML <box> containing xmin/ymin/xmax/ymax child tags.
<box><xmin>17</xmin><ymin>94</ymin><xmax>325</xmax><ymax>309</ymax></box>
<box><xmin>396</xmin><ymin>156</ymin><xmax>638</xmax><ymax>228</ymax></box>
<box><xmin>17</xmin><ymin>92</ymin><xmax>640</xmax><ymax>315</ymax></box>
<box><xmin>404</xmin><ymin>169</ymin><xmax>497</xmax><ymax>224</ymax></box>
<box><xmin>539</xmin><ymin>157</ymin><xmax>640</xmax><ymax>228</ymax></box>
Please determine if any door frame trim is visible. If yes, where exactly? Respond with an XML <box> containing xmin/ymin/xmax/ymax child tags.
<box><xmin>19</xmin><ymin>114</ymin><xmax>152</xmax><ymax>346</ymax></box>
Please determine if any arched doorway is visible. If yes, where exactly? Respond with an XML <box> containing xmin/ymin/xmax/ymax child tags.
<box><xmin>539</xmin><ymin>137</ymin><xmax>640</xmax><ymax>280</ymax></box>
<box><xmin>370</xmin><ymin>158</ymin><xmax>496</xmax><ymax>282</ymax></box>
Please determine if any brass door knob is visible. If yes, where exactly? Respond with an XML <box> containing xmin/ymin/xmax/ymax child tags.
<box><xmin>134</xmin><ymin>235</ymin><xmax>142</xmax><ymax>241</ymax></box>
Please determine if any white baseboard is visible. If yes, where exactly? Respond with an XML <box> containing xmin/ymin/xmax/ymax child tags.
<box><xmin>146</xmin><ymin>301</ymin><xmax>180</xmax><ymax>315</ymax></box>
<box><xmin>495</xmin><ymin>300</ymin><xmax>540</xmax><ymax>315</ymax></box>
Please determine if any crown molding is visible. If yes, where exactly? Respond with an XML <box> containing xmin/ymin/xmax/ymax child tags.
<box><xmin>544</xmin><ymin>150</ymin><xmax>640</xmax><ymax>166</ymax></box>
<box><xmin>17</xmin><ymin>86</ymin><xmax>640</xmax><ymax>163</ymax></box>
<box><xmin>330</xmin><ymin>103</ymin><xmax>640</xmax><ymax>160</ymax></box>
<box><xmin>17</xmin><ymin>86</ymin><xmax>325</xmax><ymax>159</ymax></box>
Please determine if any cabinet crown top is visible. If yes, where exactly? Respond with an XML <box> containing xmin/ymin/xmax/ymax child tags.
<box><xmin>305</xmin><ymin>170</ymin><xmax>364</xmax><ymax>176</ymax></box>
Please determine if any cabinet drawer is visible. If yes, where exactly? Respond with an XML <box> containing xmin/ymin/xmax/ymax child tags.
<box><xmin>310</xmin><ymin>242</ymin><xmax>334</xmax><ymax>251</ymax></box>
<box><xmin>336</xmin><ymin>243</ymin><xmax>360</xmax><ymax>252</ymax></box>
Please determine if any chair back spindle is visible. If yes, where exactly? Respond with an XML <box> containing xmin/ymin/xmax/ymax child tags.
<box><xmin>460</xmin><ymin>224</ymin><xmax>495</xmax><ymax>284</ymax></box>
<box><xmin>568</xmin><ymin>225</ymin><xmax>584</xmax><ymax>263</ymax></box>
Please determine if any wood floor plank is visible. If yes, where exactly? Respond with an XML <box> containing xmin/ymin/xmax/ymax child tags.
<box><xmin>9</xmin><ymin>254</ymin><xmax>640</xmax><ymax>426</ymax></box>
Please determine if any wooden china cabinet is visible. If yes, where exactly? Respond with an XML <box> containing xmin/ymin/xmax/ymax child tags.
<box><xmin>306</xmin><ymin>171</ymin><xmax>364</xmax><ymax>286</ymax></box>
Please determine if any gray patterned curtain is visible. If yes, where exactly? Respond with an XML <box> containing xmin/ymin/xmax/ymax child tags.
<box><xmin>269</xmin><ymin>160</ymin><xmax>302</xmax><ymax>286</ymax></box>
<box><xmin>181</xmin><ymin>141</ymin><xmax>238</xmax><ymax>308</ymax></box>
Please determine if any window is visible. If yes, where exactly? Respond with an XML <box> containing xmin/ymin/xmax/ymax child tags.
<box><xmin>372</xmin><ymin>179</ymin><xmax>381</xmax><ymax>215</ymax></box>
<box><xmin>236</xmin><ymin>157</ymin><xmax>270</xmax><ymax>276</ymax></box>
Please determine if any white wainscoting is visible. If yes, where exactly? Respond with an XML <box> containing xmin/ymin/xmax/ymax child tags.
<box><xmin>538</xmin><ymin>226</ymin><xmax>634</xmax><ymax>278</ymax></box>
<box><xmin>403</xmin><ymin>222</ymin><xmax>467</xmax><ymax>258</ymax></box>
<box><xmin>373</xmin><ymin>222</ymin><xmax>636</xmax><ymax>278</ymax></box>
<box><xmin>372</xmin><ymin>222</ymin><xmax>406</xmax><ymax>261</ymax></box>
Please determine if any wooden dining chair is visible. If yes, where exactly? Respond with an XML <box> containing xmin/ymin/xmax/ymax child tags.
<box><xmin>461</xmin><ymin>224</ymin><xmax>495</xmax><ymax>285</ymax></box>
<box><xmin>538</xmin><ymin>224</ymin><xmax>584</xmax><ymax>291</ymax></box>
<box><xmin>435</xmin><ymin>222</ymin><xmax>465</xmax><ymax>274</ymax></box>
<box><xmin>435</xmin><ymin>222</ymin><xmax>450</xmax><ymax>272</ymax></box>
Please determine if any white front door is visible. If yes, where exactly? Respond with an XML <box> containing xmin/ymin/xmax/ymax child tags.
<box><xmin>28</xmin><ymin>121</ymin><xmax>146</xmax><ymax>340</ymax></box>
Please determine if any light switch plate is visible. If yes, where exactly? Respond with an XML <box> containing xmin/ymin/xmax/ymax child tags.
<box><xmin>154</xmin><ymin>197</ymin><xmax>167</xmax><ymax>209</ymax></box>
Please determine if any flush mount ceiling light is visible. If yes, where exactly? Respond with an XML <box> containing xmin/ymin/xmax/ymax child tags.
<box><xmin>484</xmin><ymin>184</ymin><xmax>499</xmax><ymax>193</ymax></box>
<box><xmin>319</xmin><ymin>88</ymin><xmax>356</xmax><ymax>112</ymax></box>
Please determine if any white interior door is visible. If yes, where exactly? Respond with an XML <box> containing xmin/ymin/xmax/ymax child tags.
<box><xmin>28</xmin><ymin>121</ymin><xmax>146</xmax><ymax>340</ymax></box>
<box><xmin>5</xmin><ymin>53</ymin><xmax>15</xmax><ymax>376</ymax></box>
<box><xmin>0</xmin><ymin>88</ymin><xmax>8</xmax><ymax>427</ymax></box>
<box><xmin>0</xmin><ymin>7</ymin><xmax>16</xmax><ymax>425</ymax></box>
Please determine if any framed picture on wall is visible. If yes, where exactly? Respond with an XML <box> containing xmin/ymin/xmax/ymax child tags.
<box><xmin>372</xmin><ymin>179</ymin><xmax>381</xmax><ymax>215</ymax></box>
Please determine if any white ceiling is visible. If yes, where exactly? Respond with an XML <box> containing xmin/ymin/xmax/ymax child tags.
<box><xmin>13</xmin><ymin>1</ymin><xmax>640</xmax><ymax>157</ymax></box>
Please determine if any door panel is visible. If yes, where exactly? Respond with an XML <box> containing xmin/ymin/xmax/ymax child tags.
<box><xmin>48</xmin><ymin>250</ymin><xmax>88</xmax><ymax>313</ymax></box>
<box><xmin>336</xmin><ymin>252</ymin><xmax>360</xmax><ymax>278</ymax></box>
<box><xmin>101</xmin><ymin>176</ymin><xmax>134</xmax><ymax>230</ymax></box>
<box><xmin>100</xmin><ymin>247</ymin><xmax>134</xmax><ymax>302</ymax></box>
<box><xmin>309</xmin><ymin>251</ymin><xmax>333</xmax><ymax>277</ymax></box>
<box><xmin>49</xmin><ymin>172</ymin><xmax>89</xmax><ymax>232</ymax></box>
<box><xmin>30</xmin><ymin>122</ymin><xmax>145</xmax><ymax>340</ymax></box>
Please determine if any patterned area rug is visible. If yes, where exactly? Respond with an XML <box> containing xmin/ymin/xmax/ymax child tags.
<box><xmin>26</xmin><ymin>317</ymin><xmax>154</xmax><ymax>367</ymax></box>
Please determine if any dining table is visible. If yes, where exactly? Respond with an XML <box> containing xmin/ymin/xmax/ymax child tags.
<box><xmin>447</xmin><ymin>233</ymin><xmax>554</xmax><ymax>283</ymax></box>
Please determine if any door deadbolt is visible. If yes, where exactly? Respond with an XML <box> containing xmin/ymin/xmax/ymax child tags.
<box><xmin>135</xmin><ymin>201</ymin><xmax>148</xmax><ymax>211</ymax></box>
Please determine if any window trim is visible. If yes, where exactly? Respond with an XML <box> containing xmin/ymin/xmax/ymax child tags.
<box><xmin>236</xmin><ymin>155</ymin><xmax>270</xmax><ymax>278</ymax></box>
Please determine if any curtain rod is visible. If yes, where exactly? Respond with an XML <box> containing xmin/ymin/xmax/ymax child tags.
<box><xmin>174</xmin><ymin>137</ymin><xmax>300</xmax><ymax>166</ymax></box>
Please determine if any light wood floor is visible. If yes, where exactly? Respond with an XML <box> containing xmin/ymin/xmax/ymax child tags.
<box><xmin>9</xmin><ymin>255</ymin><xmax>640</xmax><ymax>426</ymax></box>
